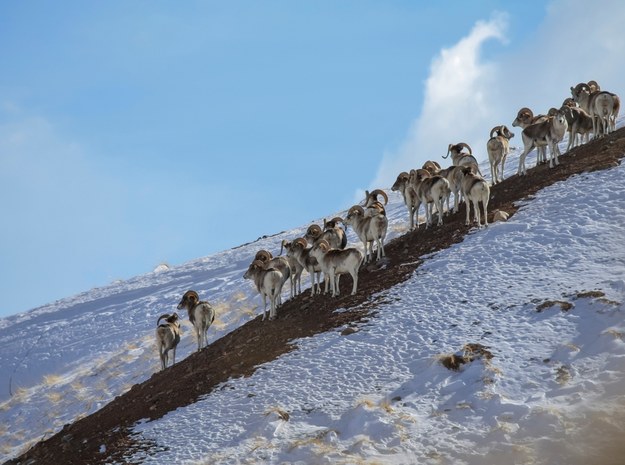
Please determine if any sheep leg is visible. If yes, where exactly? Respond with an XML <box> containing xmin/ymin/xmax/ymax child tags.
<box><xmin>473</xmin><ymin>199</ymin><xmax>480</xmax><ymax>226</ymax></box>
<box><xmin>517</xmin><ymin>144</ymin><xmax>534</xmax><ymax>176</ymax></box>
<box><xmin>465</xmin><ymin>196</ymin><xmax>471</xmax><ymax>226</ymax></box>
<box><xmin>350</xmin><ymin>269</ymin><xmax>358</xmax><ymax>295</ymax></box>
<box><xmin>436</xmin><ymin>199</ymin><xmax>443</xmax><ymax>226</ymax></box>
<box><xmin>483</xmin><ymin>196</ymin><xmax>489</xmax><ymax>227</ymax></box>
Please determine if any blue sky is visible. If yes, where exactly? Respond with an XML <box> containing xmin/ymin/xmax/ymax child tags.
<box><xmin>1</xmin><ymin>0</ymin><xmax>623</xmax><ymax>317</ymax></box>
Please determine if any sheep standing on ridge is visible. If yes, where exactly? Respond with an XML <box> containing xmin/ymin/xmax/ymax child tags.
<box><xmin>486</xmin><ymin>125</ymin><xmax>514</xmax><ymax>185</ymax></box>
<box><xmin>252</xmin><ymin>249</ymin><xmax>291</xmax><ymax>306</ymax></box>
<box><xmin>460</xmin><ymin>166</ymin><xmax>490</xmax><ymax>227</ymax></box>
<box><xmin>343</xmin><ymin>204</ymin><xmax>387</xmax><ymax>263</ymax></box>
<box><xmin>243</xmin><ymin>260</ymin><xmax>285</xmax><ymax>320</ymax></box>
<box><xmin>391</xmin><ymin>172</ymin><xmax>419</xmax><ymax>230</ymax></box>
<box><xmin>177</xmin><ymin>290</ymin><xmax>216</xmax><ymax>351</ymax></box>
<box><xmin>309</xmin><ymin>239</ymin><xmax>363</xmax><ymax>297</ymax></box>
<box><xmin>156</xmin><ymin>313</ymin><xmax>181</xmax><ymax>371</ymax></box>
<box><xmin>283</xmin><ymin>237</ymin><xmax>323</xmax><ymax>296</ymax></box>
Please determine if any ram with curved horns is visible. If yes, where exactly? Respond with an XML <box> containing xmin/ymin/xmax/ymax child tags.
<box><xmin>243</xmin><ymin>260</ymin><xmax>286</xmax><ymax>320</ymax></box>
<box><xmin>304</xmin><ymin>218</ymin><xmax>347</xmax><ymax>250</ymax></box>
<box><xmin>486</xmin><ymin>125</ymin><xmax>514</xmax><ymax>185</ymax></box>
<box><xmin>391</xmin><ymin>171</ymin><xmax>419</xmax><ymax>231</ymax></box>
<box><xmin>364</xmin><ymin>189</ymin><xmax>389</xmax><ymax>217</ymax></box>
<box><xmin>177</xmin><ymin>290</ymin><xmax>215</xmax><ymax>352</ymax></box>
<box><xmin>443</xmin><ymin>142</ymin><xmax>483</xmax><ymax>176</ymax></box>
<box><xmin>283</xmin><ymin>237</ymin><xmax>323</xmax><ymax>296</ymax></box>
<box><xmin>155</xmin><ymin>312</ymin><xmax>181</xmax><ymax>371</ymax></box>
<box><xmin>343</xmin><ymin>204</ymin><xmax>388</xmax><ymax>263</ymax></box>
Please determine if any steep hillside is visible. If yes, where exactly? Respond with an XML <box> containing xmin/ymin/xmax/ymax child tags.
<box><xmin>6</xmin><ymin>127</ymin><xmax>625</xmax><ymax>465</ymax></box>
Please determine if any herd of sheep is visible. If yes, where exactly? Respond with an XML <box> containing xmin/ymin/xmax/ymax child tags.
<box><xmin>155</xmin><ymin>80</ymin><xmax>620</xmax><ymax>371</ymax></box>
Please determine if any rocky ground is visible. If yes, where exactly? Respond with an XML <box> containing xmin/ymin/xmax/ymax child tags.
<box><xmin>7</xmin><ymin>128</ymin><xmax>625</xmax><ymax>465</ymax></box>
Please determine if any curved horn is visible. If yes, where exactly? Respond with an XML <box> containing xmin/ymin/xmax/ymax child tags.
<box><xmin>179</xmin><ymin>290</ymin><xmax>199</xmax><ymax>307</ymax></box>
<box><xmin>316</xmin><ymin>239</ymin><xmax>331</xmax><ymax>251</ymax></box>
<box><xmin>325</xmin><ymin>216</ymin><xmax>344</xmax><ymax>228</ymax></box>
<box><xmin>587</xmin><ymin>80</ymin><xmax>600</xmax><ymax>92</ymax></box>
<box><xmin>500</xmin><ymin>125</ymin><xmax>513</xmax><ymax>139</ymax></box>
<box><xmin>368</xmin><ymin>189</ymin><xmax>388</xmax><ymax>205</ymax></box>
<box><xmin>562</xmin><ymin>97</ymin><xmax>576</xmax><ymax>108</ymax></box>
<box><xmin>572</xmin><ymin>83</ymin><xmax>588</xmax><ymax>96</ymax></box>
<box><xmin>306</xmin><ymin>224</ymin><xmax>322</xmax><ymax>238</ymax></box>
<box><xmin>518</xmin><ymin>107</ymin><xmax>534</xmax><ymax>119</ymax></box>
<box><xmin>157</xmin><ymin>313</ymin><xmax>171</xmax><ymax>325</ymax></box>
<box><xmin>293</xmin><ymin>237</ymin><xmax>308</xmax><ymax>249</ymax></box>
<box><xmin>398</xmin><ymin>171</ymin><xmax>410</xmax><ymax>181</ymax></box>
<box><xmin>254</xmin><ymin>249</ymin><xmax>273</xmax><ymax>262</ymax></box>
<box><xmin>251</xmin><ymin>259</ymin><xmax>267</xmax><ymax>268</ymax></box>
<box><xmin>443</xmin><ymin>144</ymin><xmax>452</xmax><ymax>159</ymax></box>
<box><xmin>348</xmin><ymin>205</ymin><xmax>365</xmax><ymax>216</ymax></box>
<box><xmin>489</xmin><ymin>125</ymin><xmax>502</xmax><ymax>138</ymax></box>
<box><xmin>547</xmin><ymin>107</ymin><xmax>559</xmax><ymax>117</ymax></box>
<box><xmin>279</xmin><ymin>239</ymin><xmax>290</xmax><ymax>256</ymax></box>
<box><xmin>458</xmin><ymin>142</ymin><xmax>472</xmax><ymax>155</ymax></box>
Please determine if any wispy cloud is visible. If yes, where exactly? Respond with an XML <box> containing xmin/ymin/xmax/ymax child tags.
<box><xmin>370</xmin><ymin>13</ymin><xmax>508</xmax><ymax>189</ymax></box>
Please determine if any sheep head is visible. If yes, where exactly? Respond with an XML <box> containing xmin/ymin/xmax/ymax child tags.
<box><xmin>157</xmin><ymin>312</ymin><xmax>180</xmax><ymax>326</ymax></box>
<box><xmin>571</xmin><ymin>83</ymin><xmax>590</xmax><ymax>100</ymax></box>
<box><xmin>365</xmin><ymin>189</ymin><xmax>389</xmax><ymax>207</ymax></box>
<box><xmin>293</xmin><ymin>237</ymin><xmax>308</xmax><ymax>250</ymax></box>
<box><xmin>500</xmin><ymin>125</ymin><xmax>514</xmax><ymax>139</ymax></box>
<box><xmin>562</xmin><ymin>97</ymin><xmax>577</xmax><ymax>108</ymax></box>
<box><xmin>391</xmin><ymin>172</ymin><xmax>410</xmax><ymax>191</ymax></box>
<box><xmin>313</xmin><ymin>239</ymin><xmax>331</xmax><ymax>253</ymax></box>
<box><xmin>512</xmin><ymin>107</ymin><xmax>534</xmax><ymax>127</ymax></box>
<box><xmin>305</xmin><ymin>224</ymin><xmax>323</xmax><ymax>240</ymax></box>
<box><xmin>324</xmin><ymin>217</ymin><xmax>344</xmax><ymax>229</ymax></box>
<box><xmin>254</xmin><ymin>250</ymin><xmax>273</xmax><ymax>263</ymax></box>
<box><xmin>177</xmin><ymin>291</ymin><xmax>199</xmax><ymax>310</ymax></box>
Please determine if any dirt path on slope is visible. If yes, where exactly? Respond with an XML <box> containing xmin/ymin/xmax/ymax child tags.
<box><xmin>7</xmin><ymin>129</ymin><xmax>625</xmax><ymax>465</ymax></box>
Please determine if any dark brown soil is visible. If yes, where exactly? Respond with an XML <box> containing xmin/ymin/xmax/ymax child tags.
<box><xmin>7</xmin><ymin>129</ymin><xmax>625</xmax><ymax>465</ymax></box>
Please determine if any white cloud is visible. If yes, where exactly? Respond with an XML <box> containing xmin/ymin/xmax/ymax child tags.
<box><xmin>369</xmin><ymin>13</ymin><xmax>508</xmax><ymax>189</ymax></box>
<box><xmin>369</xmin><ymin>0</ymin><xmax>625</xmax><ymax>190</ymax></box>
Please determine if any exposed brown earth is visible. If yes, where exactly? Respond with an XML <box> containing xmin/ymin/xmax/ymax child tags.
<box><xmin>7</xmin><ymin>129</ymin><xmax>625</xmax><ymax>465</ymax></box>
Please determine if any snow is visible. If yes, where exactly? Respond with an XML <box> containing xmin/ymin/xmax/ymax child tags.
<box><xmin>1</xmin><ymin>128</ymin><xmax>625</xmax><ymax>464</ymax></box>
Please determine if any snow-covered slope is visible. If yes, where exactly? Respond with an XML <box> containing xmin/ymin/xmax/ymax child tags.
<box><xmin>2</xmin><ymin>132</ymin><xmax>625</xmax><ymax>464</ymax></box>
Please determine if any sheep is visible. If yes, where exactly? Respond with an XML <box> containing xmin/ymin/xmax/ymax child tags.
<box><xmin>177</xmin><ymin>290</ymin><xmax>216</xmax><ymax>351</ymax></box>
<box><xmin>422</xmin><ymin>160</ymin><xmax>442</xmax><ymax>175</ymax></box>
<box><xmin>391</xmin><ymin>171</ymin><xmax>419</xmax><ymax>230</ymax></box>
<box><xmin>443</xmin><ymin>143</ymin><xmax>483</xmax><ymax>176</ymax></box>
<box><xmin>364</xmin><ymin>189</ymin><xmax>389</xmax><ymax>217</ymax></box>
<box><xmin>486</xmin><ymin>125</ymin><xmax>514</xmax><ymax>185</ymax></box>
<box><xmin>156</xmin><ymin>313</ymin><xmax>181</xmax><ymax>371</ymax></box>
<box><xmin>512</xmin><ymin>107</ymin><xmax>549</xmax><ymax>164</ymax></box>
<box><xmin>343</xmin><ymin>205</ymin><xmax>388</xmax><ymax>263</ymax></box>
<box><xmin>436</xmin><ymin>165</ymin><xmax>466</xmax><ymax>214</ymax></box>
<box><xmin>410</xmin><ymin>169</ymin><xmax>451</xmax><ymax>228</ymax></box>
<box><xmin>252</xmin><ymin>249</ymin><xmax>291</xmax><ymax>305</ymax></box>
<box><xmin>308</xmin><ymin>239</ymin><xmax>363</xmax><ymax>297</ymax></box>
<box><xmin>570</xmin><ymin>82</ymin><xmax>620</xmax><ymax>136</ymax></box>
<box><xmin>243</xmin><ymin>260</ymin><xmax>285</xmax><ymax>320</ymax></box>
<box><xmin>304</xmin><ymin>219</ymin><xmax>347</xmax><ymax>250</ymax></box>
<box><xmin>284</xmin><ymin>237</ymin><xmax>323</xmax><ymax>296</ymax></box>
<box><xmin>460</xmin><ymin>166</ymin><xmax>490</xmax><ymax>227</ymax></box>
<box><xmin>517</xmin><ymin>109</ymin><xmax>568</xmax><ymax>175</ymax></box>
<box><xmin>560</xmin><ymin>105</ymin><xmax>593</xmax><ymax>151</ymax></box>
<box><xmin>280</xmin><ymin>240</ymin><xmax>304</xmax><ymax>297</ymax></box>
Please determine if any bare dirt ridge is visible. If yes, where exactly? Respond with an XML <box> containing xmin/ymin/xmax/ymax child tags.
<box><xmin>7</xmin><ymin>130</ymin><xmax>625</xmax><ymax>465</ymax></box>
